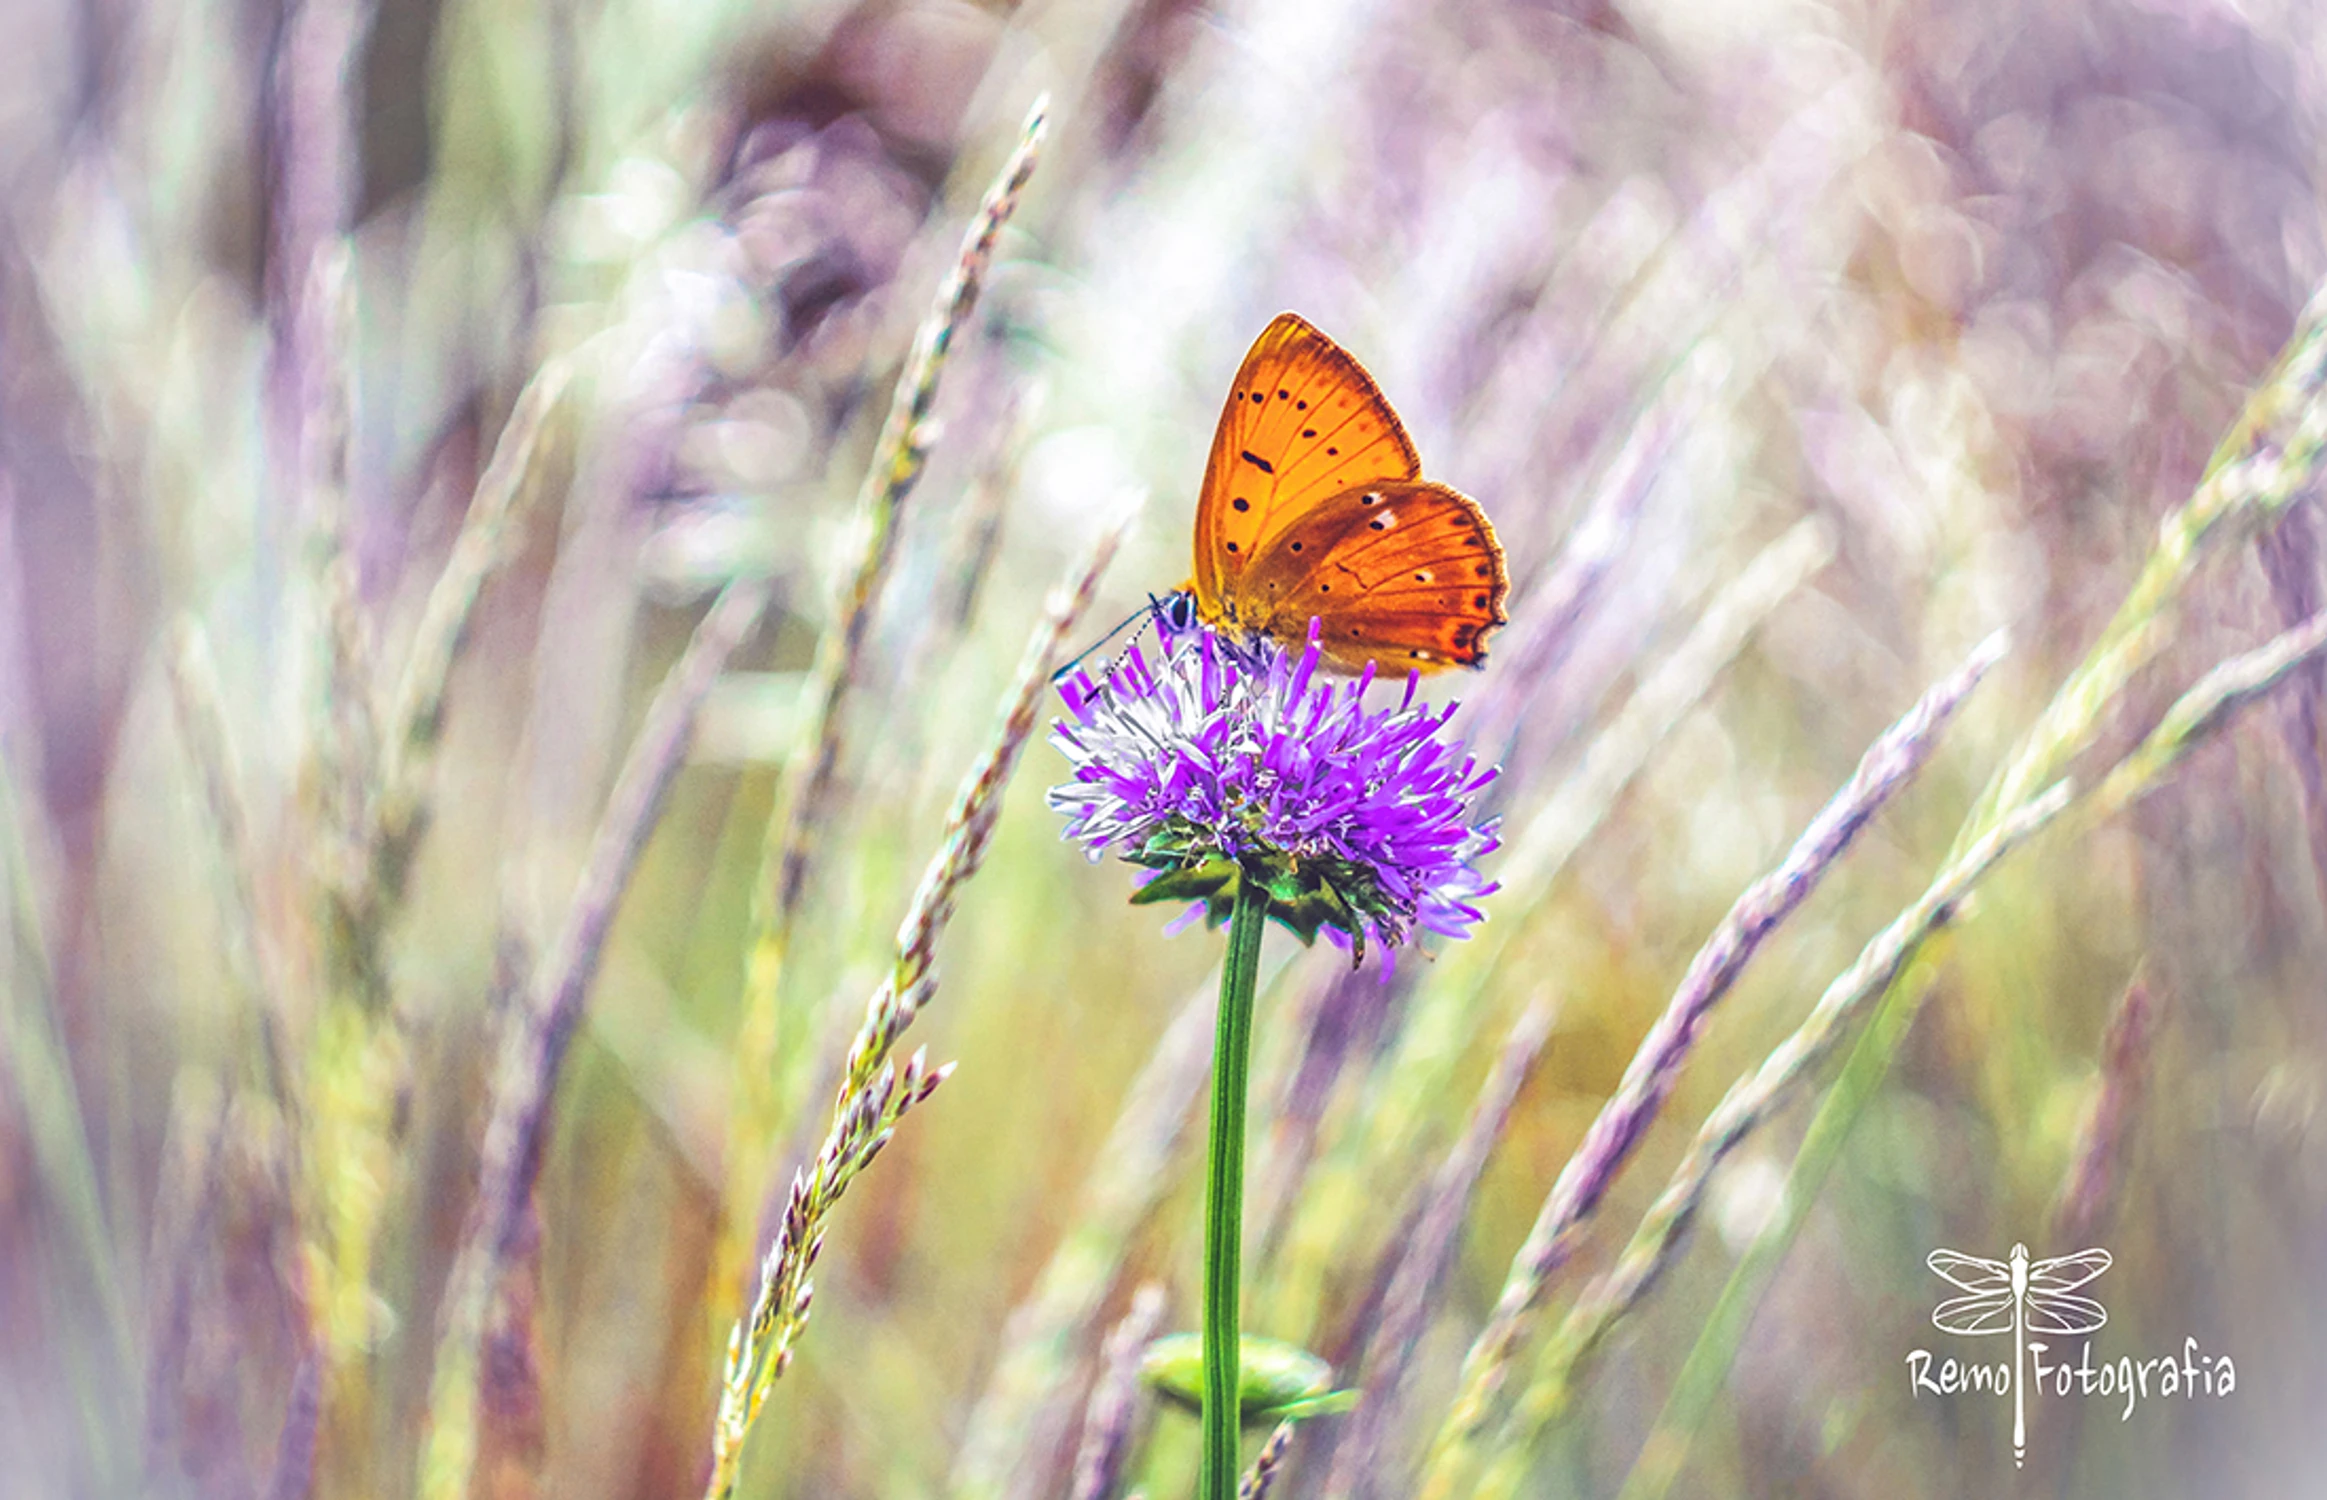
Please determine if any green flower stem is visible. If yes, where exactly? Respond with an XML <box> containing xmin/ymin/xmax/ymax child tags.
<box><xmin>1203</xmin><ymin>875</ymin><xmax>1269</xmax><ymax>1500</ymax></box>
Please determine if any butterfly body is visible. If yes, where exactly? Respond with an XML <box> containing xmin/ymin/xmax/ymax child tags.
<box><xmin>1185</xmin><ymin>314</ymin><xmax>1508</xmax><ymax>676</ymax></box>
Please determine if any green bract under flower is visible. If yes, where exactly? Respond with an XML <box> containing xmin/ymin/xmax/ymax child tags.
<box><xmin>1048</xmin><ymin>618</ymin><xmax>1499</xmax><ymax>962</ymax></box>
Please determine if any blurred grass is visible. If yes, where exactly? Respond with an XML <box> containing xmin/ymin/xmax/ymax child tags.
<box><xmin>3</xmin><ymin>2</ymin><xmax>2326</xmax><ymax>1498</ymax></box>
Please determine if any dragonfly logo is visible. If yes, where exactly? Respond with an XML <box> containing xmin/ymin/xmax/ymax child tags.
<box><xmin>1923</xmin><ymin>1244</ymin><xmax>2109</xmax><ymax>1467</ymax></box>
<box><xmin>1907</xmin><ymin>1242</ymin><xmax>2234</xmax><ymax>1468</ymax></box>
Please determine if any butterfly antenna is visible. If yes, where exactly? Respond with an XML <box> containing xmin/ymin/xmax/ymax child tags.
<box><xmin>1051</xmin><ymin>597</ymin><xmax>1165</xmax><ymax>685</ymax></box>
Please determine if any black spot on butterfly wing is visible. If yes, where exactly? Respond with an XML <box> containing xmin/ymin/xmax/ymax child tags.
<box><xmin>1250</xmin><ymin>329</ymin><xmax>1417</xmax><ymax>492</ymax></box>
<box><xmin>1336</xmin><ymin>607</ymin><xmax>1497</xmax><ymax>666</ymax></box>
<box><xmin>1207</xmin><ymin>317</ymin><xmax>1437</xmax><ymax>630</ymax></box>
<box><xmin>1228</xmin><ymin>337</ymin><xmax>1416</xmax><ymax>562</ymax></box>
<box><xmin>1335</xmin><ymin>486</ymin><xmax>1498</xmax><ymax>571</ymax></box>
<box><xmin>1301</xmin><ymin>484</ymin><xmax>1510</xmax><ymax>655</ymax></box>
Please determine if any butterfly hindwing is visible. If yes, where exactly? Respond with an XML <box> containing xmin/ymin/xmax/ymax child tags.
<box><xmin>1238</xmin><ymin>480</ymin><xmax>1510</xmax><ymax>675</ymax></box>
<box><xmin>1192</xmin><ymin>313</ymin><xmax>1420</xmax><ymax>617</ymax></box>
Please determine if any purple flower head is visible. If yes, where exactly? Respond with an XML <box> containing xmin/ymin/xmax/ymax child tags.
<box><xmin>1048</xmin><ymin>616</ymin><xmax>1500</xmax><ymax>962</ymax></box>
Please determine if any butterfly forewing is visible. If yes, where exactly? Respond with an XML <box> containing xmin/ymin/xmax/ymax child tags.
<box><xmin>1239</xmin><ymin>480</ymin><xmax>1510</xmax><ymax>674</ymax></box>
<box><xmin>1193</xmin><ymin>314</ymin><xmax>1420</xmax><ymax>618</ymax></box>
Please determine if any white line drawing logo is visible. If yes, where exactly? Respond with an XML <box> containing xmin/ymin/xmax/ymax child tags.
<box><xmin>1926</xmin><ymin>1243</ymin><xmax>2112</xmax><ymax>1468</ymax></box>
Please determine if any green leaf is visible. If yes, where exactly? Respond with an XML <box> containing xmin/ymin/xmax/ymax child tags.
<box><xmin>1128</xmin><ymin>857</ymin><xmax>1238</xmax><ymax>910</ymax></box>
<box><xmin>1122</xmin><ymin>846</ymin><xmax>1370</xmax><ymax>963</ymax></box>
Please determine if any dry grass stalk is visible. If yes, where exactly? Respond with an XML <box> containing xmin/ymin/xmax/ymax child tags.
<box><xmin>1068</xmin><ymin>1285</ymin><xmax>1168</xmax><ymax>1500</ymax></box>
<box><xmin>1454</xmin><ymin>369</ymin><xmax>1688</xmax><ymax>759</ymax></box>
<box><xmin>1438</xmin><ymin>631</ymin><xmax>2007</xmax><ymax>1448</ymax></box>
<box><xmin>1972</xmin><ymin>283</ymin><xmax>2327</xmax><ymax>841</ymax></box>
<box><xmin>2053</xmin><ymin>968</ymin><xmax>2158</xmax><ymax>1245</ymax></box>
<box><xmin>293</xmin><ymin>349</ymin><xmax>567</xmax><ymax>1490</ymax></box>
<box><xmin>1326</xmin><ymin>993</ymin><xmax>1559</xmax><ymax>1500</ymax></box>
<box><xmin>1556</xmin><ymin>281</ymin><xmax>2327</xmax><ymax>1500</ymax></box>
<box><xmin>418</xmin><ymin>575</ymin><xmax>775</xmax><ymax>1500</ymax></box>
<box><xmin>724</xmin><ymin>95</ymin><xmax>1051</xmax><ymax>1304</ymax></box>
<box><xmin>377</xmin><ymin>358</ymin><xmax>575</xmax><ymax>881</ymax></box>
<box><xmin>950</xmin><ymin>976</ymin><xmax>1220</xmax><ymax>1500</ymax></box>
<box><xmin>139</xmin><ymin>1078</ymin><xmax>232</xmax><ymax>1478</ymax></box>
<box><xmin>1269</xmin><ymin>520</ymin><xmax>1836</xmax><ymax>1337</ymax></box>
<box><xmin>292</xmin><ymin>352</ymin><xmax>568</xmax><ymax>1473</ymax></box>
<box><xmin>706</xmin><ymin>507</ymin><xmax>1132</xmax><ymax>1499</ymax></box>
<box><xmin>314</xmin><ymin>551</ymin><xmax>384</xmax><ymax>1003</ymax></box>
<box><xmin>267</xmin><ymin>1349</ymin><xmax>325</xmax><ymax>1500</ymax></box>
<box><xmin>1408</xmin><ymin>284</ymin><xmax>2327</xmax><ymax>1498</ymax></box>
<box><xmin>0</xmin><ymin>766</ymin><xmax>133</xmax><ymax>1480</ymax></box>
<box><xmin>263</xmin><ymin>0</ymin><xmax>368</xmax><ymax>525</ymax></box>
<box><xmin>165</xmin><ymin>622</ymin><xmax>297</xmax><ymax>1110</ymax></box>
<box><xmin>1494</xmin><ymin>518</ymin><xmax>1837</xmax><ymax>897</ymax></box>
<box><xmin>1237</xmin><ymin>1420</ymin><xmax>1297</xmax><ymax>1500</ymax></box>
<box><xmin>1532</xmin><ymin>605</ymin><xmax>2327</xmax><ymax>1500</ymax></box>
<box><xmin>1444</xmin><ymin>791</ymin><xmax>2074</xmax><ymax>1500</ymax></box>
<box><xmin>2086</xmin><ymin>608</ymin><xmax>2327</xmax><ymax>819</ymax></box>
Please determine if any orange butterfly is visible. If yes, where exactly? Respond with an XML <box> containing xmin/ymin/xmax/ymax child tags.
<box><xmin>1176</xmin><ymin>313</ymin><xmax>1508</xmax><ymax>676</ymax></box>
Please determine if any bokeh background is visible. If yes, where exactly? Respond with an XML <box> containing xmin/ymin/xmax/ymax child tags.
<box><xmin>3</xmin><ymin>0</ymin><xmax>2325</xmax><ymax>1496</ymax></box>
